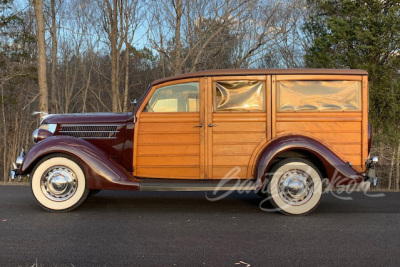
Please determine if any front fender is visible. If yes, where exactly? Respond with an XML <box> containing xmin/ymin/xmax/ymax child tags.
<box><xmin>20</xmin><ymin>136</ymin><xmax>139</xmax><ymax>190</ymax></box>
<box><xmin>256</xmin><ymin>135</ymin><xmax>362</xmax><ymax>185</ymax></box>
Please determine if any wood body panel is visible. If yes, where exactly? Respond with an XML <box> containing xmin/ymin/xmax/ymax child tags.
<box><xmin>132</xmin><ymin>72</ymin><xmax>369</xmax><ymax>181</ymax></box>
<box><xmin>273</xmin><ymin>74</ymin><xmax>368</xmax><ymax>173</ymax></box>
<box><xmin>209</xmin><ymin>113</ymin><xmax>267</xmax><ymax>179</ymax></box>
<box><xmin>275</xmin><ymin>115</ymin><xmax>364</xmax><ymax>172</ymax></box>
<box><xmin>135</xmin><ymin>113</ymin><xmax>202</xmax><ymax>178</ymax></box>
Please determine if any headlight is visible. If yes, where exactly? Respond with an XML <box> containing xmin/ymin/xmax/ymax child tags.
<box><xmin>33</xmin><ymin>124</ymin><xmax>57</xmax><ymax>143</ymax></box>
<box><xmin>39</xmin><ymin>124</ymin><xmax>57</xmax><ymax>133</ymax></box>
<box><xmin>32</xmin><ymin>129</ymin><xmax>39</xmax><ymax>143</ymax></box>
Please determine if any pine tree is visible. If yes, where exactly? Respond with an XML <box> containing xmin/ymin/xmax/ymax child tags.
<box><xmin>304</xmin><ymin>0</ymin><xmax>400</xmax><ymax>137</ymax></box>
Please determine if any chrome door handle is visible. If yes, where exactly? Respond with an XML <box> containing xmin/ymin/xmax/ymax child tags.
<box><xmin>208</xmin><ymin>124</ymin><xmax>217</xmax><ymax>127</ymax></box>
<box><xmin>194</xmin><ymin>124</ymin><xmax>203</xmax><ymax>127</ymax></box>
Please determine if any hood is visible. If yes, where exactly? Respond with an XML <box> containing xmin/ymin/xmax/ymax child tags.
<box><xmin>41</xmin><ymin>113</ymin><xmax>131</xmax><ymax>124</ymax></box>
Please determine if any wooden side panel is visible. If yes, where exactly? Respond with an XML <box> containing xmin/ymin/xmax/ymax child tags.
<box><xmin>275</xmin><ymin>113</ymin><xmax>363</xmax><ymax>172</ymax></box>
<box><xmin>135</xmin><ymin>113</ymin><xmax>201</xmax><ymax>179</ymax></box>
<box><xmin>211</xmin><ymin>113</ymin><xmax>267</xmax><ymax>179</ymax></box>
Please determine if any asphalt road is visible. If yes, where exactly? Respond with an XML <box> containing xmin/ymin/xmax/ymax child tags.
<box><xmin>1</xmin><ymin>185</ymin><xmax>400</xmax><ymax>266</ymax></box>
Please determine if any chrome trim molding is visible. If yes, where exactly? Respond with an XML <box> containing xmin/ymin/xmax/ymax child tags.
<box><xmin>140</xmin><ymin>179</ymin><xmax>258</xmax><ymax>191</ymax></box>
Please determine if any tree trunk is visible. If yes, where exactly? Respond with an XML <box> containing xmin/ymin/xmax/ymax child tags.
<box><xmin>388</xmin><ymin>147</ymin><xmax>395</xmax><ymax>190</ymax></box>
<box><xmin>33</xmin><ymin>0</ymin><xmax>48</xmax><ymax>117</ymax></box>
<box><xmin>123</xmin><ymin>46</ymin><xmax>130</xmax><ymax>112</ymax></box>
<box><xmin>109</xmin><ymin>0</ymin><xmax>120</xmax><ymax>112</ymax></box>
<box><xmin>50</xmin><ymin>0</ymin><xmax>57</xmax><ymax>113</ymax></box>
<box><xmin>173</xmin><ymin>0</ymin><xmax>183</xmax><ymax>75</ymax></box>
<box><xmin>396</xmin><ymin>142</ymin><xmax>400</xmax><ymax>191</ymax></box>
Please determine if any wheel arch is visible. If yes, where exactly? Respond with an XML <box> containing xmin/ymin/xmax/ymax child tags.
<box><xmin>254</xmin><ymin>135</ymin><xmax>362</xmax><ymax>186</ymax></box>
<box><xmin>20</xmin><ymin>136</ymin><xmax>139</xmax><ymax>190</ymax></box>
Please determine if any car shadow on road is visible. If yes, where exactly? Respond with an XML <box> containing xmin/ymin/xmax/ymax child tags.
<box><xmin>81</xmin><ymin>190</ymin><xmax>400</xmax><ymax>215</ymax></box>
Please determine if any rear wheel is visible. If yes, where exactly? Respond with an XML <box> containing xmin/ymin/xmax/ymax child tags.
<box><xmin>267</xmin><ymin>158</ymin><xmax>323</xmax><ymax>215</ymax></box>
<box><xmin>30</xmin><ymin>154</ymin><xmax>89</xmax><ymax>212</ymax></box>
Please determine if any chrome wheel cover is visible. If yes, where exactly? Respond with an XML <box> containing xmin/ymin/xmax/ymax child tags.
<box><xmin>40</xmin><ymin>166</ymin><xmax>78</xmax><ymax>202</ymax></box>
<box><xmin>278</xmin><ymin>169</ymin><xmax>314</xmax><ymax>206</ymax></box>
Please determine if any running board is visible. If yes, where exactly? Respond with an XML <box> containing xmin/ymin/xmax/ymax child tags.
<box><xmin>139</xmin><ymin>179</ymin><xmax>260</xmax><ymax>191</ymax></box>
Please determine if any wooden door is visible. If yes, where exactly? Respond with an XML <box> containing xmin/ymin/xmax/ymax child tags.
<box><xmin>134</xmin><ymin>78</ymin><xmax>205</xmax><ymax>179</ymax></box>
<box><xmin>205</xmin><ymin>76</ymin><xmax>270</xmax><ymax>179</ymax></box>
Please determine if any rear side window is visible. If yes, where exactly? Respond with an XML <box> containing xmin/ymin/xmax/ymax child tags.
<box><xmin>277</xmin><ymin>80</ymin><xmax>361</xmax><ymax>112</ymax></box>
<box><xmin>214</xmin><ymin>80</ymin><xmax>265</xmax><ymax>112</ymax></box>
<box><xmin>144</xmin><ymin>82</ymin><xmax>199</xmax><ymax>112</ymax></box>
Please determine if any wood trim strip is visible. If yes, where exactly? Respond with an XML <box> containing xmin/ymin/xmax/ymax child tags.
<box><xmin>272</xmin><ymin>75</ymin><xmax>276</xmax><ymax>138</ymax></box>
<box><xmin>211</xmin><ymin>75</ymin><xmax>267</xmax><ymax>81</ymax></box>
<box><xmin>266</xmin><ymin>75</ymin><xmax>272</xmax><ymax>141</ymax></box>
<box><xmin>212</xmin><ymin>131</ymin><xmax>266</xmax><ymax>134</ymax></box>
<box><xmin>276</xmin><ymin>117</ymin><xmax>362</xmax><ymax>122</ymax></box>
<box><xmin>362</xmin><ymin>76</ymin><xmax>369</xmax><ymax>170</ymax></box>
<box><xmin>199</xmin><ymin>77</ymin><xmax>206</xmax><ymax>180</ymax></box>
<box><xmin>276</xmin><ymin>75</ymin><xmax>363</xmax><ymax>81</ymax></box>
<box><xmin>276</xmin><ymin>112</ymin><xmax>362</xmax><ymax>117</ymax></box>
<box><xmin>206</xmin><ymin>77</ymin><xmax>213</xmax><ymax>179</ymax></box>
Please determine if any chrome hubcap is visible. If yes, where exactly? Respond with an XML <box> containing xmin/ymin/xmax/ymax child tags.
<box><xmin>278</xmin><ymin>170</ymin><xmax>314</xmax><ymax>206</ymax></box>
<box><xmin>41</xmin><ymin>166</ymin><xmax>77</xmax><ymax>201</ymax></box>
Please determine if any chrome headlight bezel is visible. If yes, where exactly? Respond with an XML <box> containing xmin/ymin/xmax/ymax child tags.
<box><xmin>39</xmin><ymin>123</ymin><xmax>57</xmax><ymax>133</ymax></box>
<box><xmin>33</xmin><ymin>124</ymin><xmax>57</xmax><ymax>143</ymax></box>
<box><xmin>32</xmin><ymin>129</ymin><xmax>39</xmax><ymax>143</ymax></box>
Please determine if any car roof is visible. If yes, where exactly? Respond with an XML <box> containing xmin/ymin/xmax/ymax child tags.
<box><xmin>151</xmin><ymin>68</ymin><xmax>368</xmax><ymax>86</ymax></box>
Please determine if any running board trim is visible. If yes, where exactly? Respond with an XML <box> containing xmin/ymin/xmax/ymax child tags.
<box><xmin>139</xmin><ymin>179</ymin><xmax>260</xmax><ymax>192</ymax></box>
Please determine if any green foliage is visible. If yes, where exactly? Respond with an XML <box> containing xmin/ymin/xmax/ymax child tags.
<box><xmin>304</xmin><ymin>0</ymin><xmax>400</xmax><ymax>140</ymax></box>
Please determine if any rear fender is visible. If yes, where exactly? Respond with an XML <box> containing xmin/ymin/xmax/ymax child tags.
<box><xmin>256</xmin><ymin>135</ymin><xmax>362</xmax><ymax>186</ymax></box>
<box><xmin>20</xmin><ymin>136</ymin><xmax>139</xmax><ymax>190</ymax></box>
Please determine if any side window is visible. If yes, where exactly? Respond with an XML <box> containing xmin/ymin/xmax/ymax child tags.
<box><xmin>277</xmin><ymin>80</ymin><xmax>361</xmax><ymax>112</ymax></box>
<box><xmin>144</xmin><ymin>82</ymin><xmax>199</xmax><ymax>112</ymax></box>
<box><xmin>214</xmin><ymin>80</ymin><xmax>265</xmax><ymax>112</ymax></box>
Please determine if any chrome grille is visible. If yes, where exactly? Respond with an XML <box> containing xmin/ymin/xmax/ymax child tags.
<box><xmin>59</xmin><ymin>125</ymin><xmax>119</xmax><ymax>139</ymax></box>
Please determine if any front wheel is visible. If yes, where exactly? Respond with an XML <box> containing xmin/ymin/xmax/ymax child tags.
<box><xmin>267</xmin><ymin>158</ymin><xmax>323</xmax><ymax>215</ymax></box>
<box><xmin>31</xmin><ymin>154</ymin><xmax>89</xmax><ymax>212</ymax></box>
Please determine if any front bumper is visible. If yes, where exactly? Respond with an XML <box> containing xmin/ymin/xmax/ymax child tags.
<box><xmin>10</xmin><ymin>149</ymin><xmax>25</xmax><ymax>182</ymax></box>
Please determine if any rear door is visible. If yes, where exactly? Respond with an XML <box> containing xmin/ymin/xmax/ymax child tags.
<box><xmin>205</xmin><ymin>76</ymin><xmax>270</xmax><ymax>179</ymax></box>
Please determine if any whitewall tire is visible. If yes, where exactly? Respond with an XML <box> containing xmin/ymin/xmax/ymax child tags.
<box><xmin>30</xmin><ymin>154</ymin><xmax>89</xmax><ymax>212</ymax></box>
<box><xmin>267</xmin><ymin>158</ymin><xmax>323</xmax><ymax>215</ymax></box>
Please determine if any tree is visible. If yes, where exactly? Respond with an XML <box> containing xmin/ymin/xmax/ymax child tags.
<box><xmin>304</xmin><ymin>0</ymin><xmax>400</xmax><ymax>131</ymax></box>
<box><xmin>1</xmin><ymin>0</ymin><xmax>37</xmax><ymax>181</ymax></box>
<box><xmin>304</xmin><ymin>0</ymin><xmax>400</xmax><ymax>188</ymax></box>
<box><xmin>148</xmin><ymin>0</ymin><xmax>298</xmax><ymax>75</ymax></box>
<box><xmin>33</xmin><ymin>0</ymin><xmax>48</xmax><ymax>117</ymax></box>
<box><xmin>49</xmin><ymin>0</ymin><xmax>58</xmax><ymax>113</ymax></box>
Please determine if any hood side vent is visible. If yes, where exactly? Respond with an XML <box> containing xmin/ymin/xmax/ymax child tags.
<box><xmin>59</xmin><ymin>125</ymin><xmax>119</xmax><ymax>139</ymax></box>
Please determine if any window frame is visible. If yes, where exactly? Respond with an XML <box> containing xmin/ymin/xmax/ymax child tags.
<box><xmin>275</xmin><ymin>75</ymin><xmax>364</xmax><ymax>113</ymax></box>
<box><xmin>143</xmin><ymin>80</ymin><xmax>200</xmax><ymax>113</ymax></box>
<box><xmin>211</xmin><ymin>76</ymin><xmax>267</xmax><ymax>113</ymax></box>
<box><xmin>276</xmin><ymin>80</ymin><xmax>362</xmax><ymax>112</ymax></box>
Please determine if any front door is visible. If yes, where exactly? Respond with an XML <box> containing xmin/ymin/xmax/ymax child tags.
<box><xmin>134</xmin><ymin>78</ymin><xmax>205</xmax><ymax>179</ymax></box>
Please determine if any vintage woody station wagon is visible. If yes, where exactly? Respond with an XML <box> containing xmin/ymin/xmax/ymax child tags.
<box><xmin>11</xmin><ymin>69</ymin><xmax>378</xmax><ymax>215</ymax></box>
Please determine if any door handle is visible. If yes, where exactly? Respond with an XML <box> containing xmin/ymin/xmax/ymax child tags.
<box><xmin>194</xmin><ymin>124</ymin><xmax>203</xmax><ymax>127</ymax></box>
<box><xmin>208</xmin><ymin>124</ymin><xmax>217</xmax><ymax>127</ymax></box>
